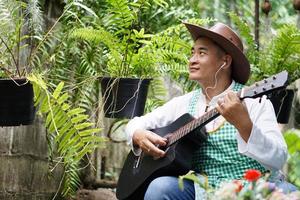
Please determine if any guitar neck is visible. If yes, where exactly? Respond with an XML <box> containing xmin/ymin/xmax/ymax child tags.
<box><xmin>165</xmin><ymin>71</ymin><xmax>289</xmax><ymax>147</ymax></box>
<box><xmin>167</xmin><ymin>107</ymin><xmax>219</xmax><ymax>147</ymax></box>
<box><xmin>167</xmin><ymin>89</ymin><xmax>243</xmax><ymax>147</ymax></box>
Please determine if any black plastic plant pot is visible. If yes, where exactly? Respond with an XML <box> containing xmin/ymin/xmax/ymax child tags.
<box><xmin>0</xmin><ymin>78</ymin><xmax>36</xmax><ymax>126</ymax></box>
<box><xmin>268</xmin><ymin>89</ymin><xmax>295</xmax><ymax>124</ymax></box>
<box><xmin>101</xmin><ymin>77</ymin><xmax>151</xmax><ymax>119</ymax></box>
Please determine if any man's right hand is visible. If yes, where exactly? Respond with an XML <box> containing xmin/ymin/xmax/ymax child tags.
<box><xmin>132</xmin><ymin>129</ymin><xmax>167</xmax><ymax>158</ymax></box>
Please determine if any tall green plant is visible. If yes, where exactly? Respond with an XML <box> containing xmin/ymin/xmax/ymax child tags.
<box><xmin>70</xmin><ymin>0</ymin><xmax>168</xmax><ymax>78</ymax></box>
<box><xmin>0</xmin><ymin>0</ymin><xmax>43</xmax><ymax>77</ymax></box>
<box><xmin>71</xmin><ymin>16</ymin><xmax>213</xmax><ymax>87</ymax></box>
<box><xmin>28</xmin><ymin>74</ymin><xmax>106</xmax><ymax>197</ymax></box>
<box><xmin>26</xmin><ymin>0</ymin><xmax>103</xmax><ymax>113</ymax></box>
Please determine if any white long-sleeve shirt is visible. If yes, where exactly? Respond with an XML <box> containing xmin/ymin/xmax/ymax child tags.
<box><xmin>125</xmin><ymin>81</ymin><xmax>288</xmax><ymax>171</ymax></box>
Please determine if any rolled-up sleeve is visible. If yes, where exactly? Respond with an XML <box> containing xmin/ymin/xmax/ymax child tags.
<box><xmin>236</xmin><ymin>96</ymin><xmax>288</xmax><ymax>170</ymax></box>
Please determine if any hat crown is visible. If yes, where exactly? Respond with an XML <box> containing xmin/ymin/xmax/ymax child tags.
<box><xmin>210</xmin><ymin>23</ymin><xmax>243</xmax><ymax>52</ymax></box>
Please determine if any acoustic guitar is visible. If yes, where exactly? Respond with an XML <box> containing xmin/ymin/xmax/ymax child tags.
<box><xmin>116</xmin><ymin>71</ymin><xmax>289</xmax><ymax>200</ymax></box>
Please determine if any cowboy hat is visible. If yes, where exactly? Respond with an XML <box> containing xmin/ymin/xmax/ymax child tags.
<box><xmin>183</xmin><ymin>22</ymin><xmax>250</xmax><ymax>84</ymax></box>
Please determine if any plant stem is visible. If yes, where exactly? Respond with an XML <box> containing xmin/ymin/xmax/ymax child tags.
<box><xmin>27</xmin><ymin>2</ymin><xmax>74</xmax><ymax>67</ymax></box>
<box><xmin>0</xmin><ymin>37</ymin><xmax>21</xmax><ymax>77</ymax></box>
<box><xmin>121</xmin><ymin>0</ymin><xmax>147</xmax><ymax>77</ymax></box>
<box><xmin>16</xmin><ymin>14</ymin><xmax>21</xmax><ymax>76</ymax></box>
<box><xmin>121</xmin><ymin>30</ymin><xmax>132</xmax><ymax>77</ymax></box>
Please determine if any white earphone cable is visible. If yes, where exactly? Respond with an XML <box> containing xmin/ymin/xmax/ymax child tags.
<box><xmin>205</xmin><ymin>62</ymin><xmax>226</xmax><ymax>101</ymax></box>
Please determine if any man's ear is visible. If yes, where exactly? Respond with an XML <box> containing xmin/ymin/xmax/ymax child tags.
<box><xmin>223</xmin><ymin>55</ymin><xmax>232</xmax><ymax>69</ymax></box>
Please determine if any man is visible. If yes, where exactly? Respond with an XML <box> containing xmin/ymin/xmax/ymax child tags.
<box><xmin>125</xmin><ymin>22</ymin><xmax>293</xmax><ymax>199</ymax></box>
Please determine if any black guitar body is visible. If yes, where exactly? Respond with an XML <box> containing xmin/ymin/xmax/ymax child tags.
<box><xmin>116</xmin><ymin>113</ymin><xmax>207</xmax><ymax>200</ymax></box>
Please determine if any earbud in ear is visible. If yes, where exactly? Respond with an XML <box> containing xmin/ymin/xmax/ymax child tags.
<box><xmin>220</xmin><ymin>62</ymin><xmax>226</xmax><ymax>69</ymax></box>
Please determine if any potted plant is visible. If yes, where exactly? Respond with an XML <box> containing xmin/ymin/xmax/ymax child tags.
<box><xmin>70</xmin><ymin>0</ymin><xmax>165</xmax><ymax>119</ymax></box>
<box><xmin>0</xmin><ymin>0</ymin><xmax>40</xmax><ymax>125</ymax></box>
<box><xmin>0</xmin><ymin>1</ymin><xmax>106</xmax><ymax>197</ymax></box>
<box><xmin>253</xmin><ymin>25</ymin><xmax>299</xmax><ymax>124</ymax></box>
<box><xmin>70</xmin><ymin>0</ymin><xmax>211</xmax><ymax>118</ymax></box>
<box><xmin>230</xmin><ymin>12</ymin><xmax>300</xmax><ymax>124</ymax></box>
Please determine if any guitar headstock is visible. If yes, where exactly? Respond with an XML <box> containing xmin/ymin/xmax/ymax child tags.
<box><xmin>241</xmin><ymin>71</ymin><xmax>289</xmax><ymax>99</ymax></box>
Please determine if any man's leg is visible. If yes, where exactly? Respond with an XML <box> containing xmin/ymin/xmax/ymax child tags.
<box><xmin>144</xmin><ymin>176</ymin><xmax>195</xmax><ymax>200</ymax></box>
<box><xmin>275</xmin><ymin>181</ymin><xmax>298</xmax><ymax>193</ymax></box>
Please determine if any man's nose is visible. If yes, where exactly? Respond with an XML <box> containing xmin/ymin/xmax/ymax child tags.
<box><xmin>189</xmin><ymin>54</ymin><xmax>199</xmax><ymax>65</ymax></box>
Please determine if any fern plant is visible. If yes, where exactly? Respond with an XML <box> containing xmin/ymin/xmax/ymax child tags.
<box><xmin>229</xmin><ymin>12</ymin><xmax>300</xmax><ymax>84</ymax></box>
<box><xmin>70</xmin><ymin>0</ymin><xmax>167</xmax><ymax>78</ymax></box>
<box><xmin>0</xmin><ymin>0</ymin><xmax>44</xmax><ymax>77</ymax></box>
<box><xmin>28</xmin><ymin>74</ymin><xmax>106</xmax><ymax>197</ymax></box>
<box><xmin>71</xmin><ymin>12</ymin><xmax>213</xmax><ymax>84</ymax></box>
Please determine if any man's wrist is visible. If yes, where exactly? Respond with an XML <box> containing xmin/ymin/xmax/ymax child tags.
<box><xmin>236</xmin><ymin>117</ymin><xmax>253</xmax><ymax>142</ymax></box>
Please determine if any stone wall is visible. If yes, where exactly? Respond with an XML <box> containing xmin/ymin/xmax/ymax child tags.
<box><xmin>0</xmin><ymin>118</ymin><xmax>63</xmax><ymax>200</ymax></box>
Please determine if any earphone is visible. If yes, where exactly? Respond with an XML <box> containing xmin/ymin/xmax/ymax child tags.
<box><xmin>220</xmin><ymin>62</ymin><xmax>226</xmax><ymax>69</ymax></box>
<box><xmin>205</xmin><ymin>61</ymin><xmax>227</xmax><ymax>101</ymax></box>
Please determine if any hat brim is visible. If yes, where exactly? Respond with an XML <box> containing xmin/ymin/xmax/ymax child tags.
<box><xmin>183</xmin><ymin>22</ymin><xmax>250</xmax><ymax>84</ymax></box>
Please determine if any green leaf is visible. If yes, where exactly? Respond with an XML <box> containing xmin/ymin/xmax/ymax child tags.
<box><xmin>58</xmin><ymin>93</ymin><xmax>69</xmax><ymax>105</ymax></box>
<box><xmin>79</xmin><ymin>128</ymin><xmax>101</xmax><ymax>137</ymax></box>
<box><xmin>53</xmin><ymin>82</ymin><xmax>64</xmax><ymax>99</ymax></box>
<box><xmin>29</xmin><ymin>75</ymin><xmax>105</xmax><ymax>198</ymax></box>
<box><xmin>74</xmin><ymin>122</ymin><xmax>94</xmax><ymax>130</ymax></box>
<box><xmin>66</xmin><ymin>108</ymin><xmax>86</xmax><ymax>116</ymax></box>
<box><xmin>72</xmin><ymin>2</ymin><xmax>98</xmax><ymax>18</ymax></box>
<box><xmin>71</xmin><ymin>114</ymin><xmax>88</xmax><ymax>124</ymax></box>
<box><xmin>178</xmin><ymin>171</ymin><xmax>202</xmax><ymax>191</ymax></box>
<box><xmin>284</xmin><ymin>129</ymin><xmax>300</xmax><ymax>154</ymax></box>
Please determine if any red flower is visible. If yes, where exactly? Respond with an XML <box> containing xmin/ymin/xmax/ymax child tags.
<box><xmin>233</xmin><ymin>180</ymin><xmax>243</xmax><ymax>192</ymax></box>
<box><xmin>244</xmin><ymin>169</ymin><xmax>261</xmax><ymax>182</ymax></box>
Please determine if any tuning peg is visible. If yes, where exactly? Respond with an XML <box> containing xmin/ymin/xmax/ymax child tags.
<box><xmin>259</xmin><ymin>97</ymin><xmax>262</xmax><ymax>103</ymax></box>
<box><xmin>271</xmin><ymin>84</ymin><xmax>275</xmax><ymax>88</ymax></box>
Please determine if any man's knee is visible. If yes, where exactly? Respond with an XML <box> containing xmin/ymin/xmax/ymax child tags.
<box><xmin>276</xmin><ymin>181</ymin><xmax>298</xmax><ymax>194</ymax></box>
<box><xmin>144</xmin><ymin>177</ymin><xmax>175</xmax><ymax>200</ymax></box>
<box><xmin>144</xmin><ymin>176</ymin><xmax>194</xmax><ymax>200</ymax></box>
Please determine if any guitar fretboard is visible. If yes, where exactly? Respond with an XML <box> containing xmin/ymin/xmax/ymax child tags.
<box><xmin>166</xmin><ymin>89</ymin><xmax>243</xmax><ymax>147</ymax></box>
<box><xmin>166</xmin><ymin>108</ymin><xmax>219</xmax><ymax>146</ymax></box>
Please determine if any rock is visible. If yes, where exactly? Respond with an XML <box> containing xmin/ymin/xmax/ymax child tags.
<box><xmin>76</xmin><ymin>188</ymin><xmax>117</xmax><ymax>200</ymax></box>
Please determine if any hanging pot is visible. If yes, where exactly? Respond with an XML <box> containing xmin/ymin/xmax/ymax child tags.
<box><xmin>100</xmin><ymin>77</ymin><xmax>151</xmax><ymax>119</ymax></box>
<box><xmin>0</xmin><ymin>78</ymin><xmax>36</xmax><ymax>126</ymax></box>
<box><xmin>268</xmin><ymin>89</ymin><xmax>295</xmax><ymax>124</ymax></box>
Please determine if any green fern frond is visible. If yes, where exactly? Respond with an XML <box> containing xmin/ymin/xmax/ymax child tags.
<box><xmin>253</xmin><ymin>24</ymin><xmax>300</xmax><ymax>83</ymax></box>
<box><xmin>105</xmin><ymin>0</ymin><xmax>135</xmax><ymax>31</ymax></box>
<box><xmin>71</xmin><ymin>27</ymin><xmax>122</xmax><ymax>66</ymax></box>
<box><xmin>25</xmin><ymin>0</ymin><xmax>44</xmax><ymax>35</ymax></box>
<box><xmin>145</xmin><ymin>78</ymin><xmax>167</xmax><ymax>112</ymax></box>
<box><xmin>28</xmin><ymin>74</ymin><xmax>106</xmax><ymax>197</ymax></box>
<box><xmin>228</xmin><ymin>12</ymin><xmax>258</xmax><ymax>66</ymax></box>
<box><xmin>0</xmin><ymin>0</ymin><xmax>17</xmax><ymax>34</ymax></box>
<box><xmin>269</xmin><ymin>25</ymin><xmax>300</xmax><ymax>80</ymax></box>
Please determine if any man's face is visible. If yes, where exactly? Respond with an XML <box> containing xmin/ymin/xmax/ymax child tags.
<box><xmin>189</xmin><ymin>37</ymin><xmax>226</xmax><ymax>83</ymax></box>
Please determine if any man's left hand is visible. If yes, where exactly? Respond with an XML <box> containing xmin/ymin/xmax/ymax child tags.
<box><xmin>216</xmin><ymin>91</ymin><xmax>253</xmax><ymax>142</ymax></box>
